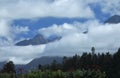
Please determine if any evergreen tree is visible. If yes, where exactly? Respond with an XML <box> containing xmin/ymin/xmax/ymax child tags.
<box><xmin>51</xmin><ymin>60</ymin><xmax>57</xmax><ymax>71</ymax></box>
<box><xmin>2</xmin><ymin>61</ymin><xmax>16</xmax><ymax>73</ymax></box>
<box><xmin>112</xmin><ymin>48</ymin><xmax>120</xmax><ymax>78</ymax></box>
<box><xmin>91</xmin><ymin>47</ymin><xmax>95</xmax><ymax>55</ymax></box>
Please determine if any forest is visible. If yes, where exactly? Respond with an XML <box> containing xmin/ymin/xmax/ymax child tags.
<box><xmin>0</xmin><ymin>47</ymin><xmax>120</xmax><ymax>78</ymax></box>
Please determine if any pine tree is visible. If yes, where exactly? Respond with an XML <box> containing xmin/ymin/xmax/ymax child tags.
<box><xmin>2</xmin><ymin>61</ymin><xmax>16</xmax><ymax>73</ymax></box>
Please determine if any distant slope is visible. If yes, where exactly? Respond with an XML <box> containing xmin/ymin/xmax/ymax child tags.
<box><xmin>0</xmin><ymin>61</ymin><xmax>6</xmax><ymax>69</ymax></box>
<box><xmin>24</xmin><ymin>56</ymin><xmax>63</xmax><ymax>70</ymax></box>
<box><xmin>0</xmin><ymin>56</ymin><xmax>63</xmax><ymax>71</ymax></box>
<box><xmin>104</xmin><ymin>15</ymin><xmax>120</xmax><ymax>24</ymax></box>
<box><xmin>15</xmin><ymin>34</ymin><xmax>61</xmax><ymax>46</ymax></box>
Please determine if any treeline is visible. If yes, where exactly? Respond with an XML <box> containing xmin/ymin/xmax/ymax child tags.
<box><xmin>38</xmin><ymin>48</ymin><xmax>120</xmax><ymax>78</ymax></box>
<box><xmin>0</xmin><ymin>47</ymin><xmax>120</xmax><ymax>78</ymax></box>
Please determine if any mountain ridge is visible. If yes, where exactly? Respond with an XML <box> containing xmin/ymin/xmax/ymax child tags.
<box><xmin>23</xmin><ymin>56</ymin><xmax>63</xmax><ymax>70</ymax></box>
<box><xmin>15</xmin><ymin>34</ymin><xmax>61</xmax><ymax>46</ymax></box>
<box><xmin>104</xmin><ymin>15</ymin><xmax>120</xmax><ymax>24</ymax></box>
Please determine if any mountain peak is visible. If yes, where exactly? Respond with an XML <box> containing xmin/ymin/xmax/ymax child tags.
<box><xmin>31</xmin><ymin>34</ymin><xmax>47</xmax><ymax>45</ymax></box>
<box><xmin>104</xmin><ymin>15</ymin><xmax>120</xmax><ymax>24</ymax></box>
<box><xmin>15</xmin><ymin>34</ymin><xmax>61</xmax><ymax>46</ymax></box>
<box><xmin>33</xmin><ymin>34</ymin><xmax>44</xmax><ymax>39</ymax></box>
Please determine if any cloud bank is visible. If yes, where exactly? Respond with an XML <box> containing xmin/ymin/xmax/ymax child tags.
<box><xmin>0</xmin><ymin>21</ymin><xmax>120</xmax><ymax>64</ymax></box>
<box><xmin>0</xmin><ymin>45</ymin><xmax>46</xmax><ymax>64</ymax></box>
<box><xmin>0</xmin><ymin>0</ymin><xmax>119</xmax><ymax>19</ymax></box>
<box><xmin>39</xmin><ymin>21</ymin><xmax>120</xmax><ymax>56</ymax></box>
<box><xmin>0</xmin><ymin>0</ymin><xmax>95</xmax><ymax>19</ymax></box>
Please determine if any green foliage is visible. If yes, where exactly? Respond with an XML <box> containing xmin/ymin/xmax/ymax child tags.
<box><xmin>0</xmin><ymin>69</ymin><xmax>106</xmax><ymax>78</ymax></box>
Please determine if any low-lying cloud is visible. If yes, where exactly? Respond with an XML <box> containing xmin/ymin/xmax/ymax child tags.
<box><xmin>0</xmin><ymin>21</ymin><xmax>120</xmax><ymax>64</ymax></box>
<box><xmin>39</xmin><ymin>21</ymin><xmax>120</xmax><ymax>57</ymax></box>
<box><xmin>0</xmin><ymin>45</ymin><xmax>46</xmax><ymax>64</ymax></box>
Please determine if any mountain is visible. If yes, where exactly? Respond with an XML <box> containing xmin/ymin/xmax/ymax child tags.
<box><xmin>104</xmin><ymin>15</ymin><xmax>120</xmax><ymax>24</ymax></box>
<box><xmin>23</xmin><ymin>56</ymin><xmax>63</xmax><ymax>70</ymax></box>
<box><xmin>0</xmin><ymin>61</ymin><xmax>6</xmax><ymax>69</ymax></box>
<box><xmin>15</xmin><ymin>34</ymin><xmax>61</xmax><ymax>46</ymax></box>
<box><xmin>0</xmin><ymin>56</ymin><xmax>63</xmax><ymax>72</ymax></box>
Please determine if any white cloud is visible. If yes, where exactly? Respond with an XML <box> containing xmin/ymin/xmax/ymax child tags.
<box><xmin>0</xmin><ymin>0</ymin><xmax>95</xmax><ymax>19</ymax></box>
<box><xmin>12</xmin><ymin>26</ymin><xmax>30</xmax><ymax>35</ymax></box>
<box><xmin>38</xmin><ymin>21</ymin><xmax>120</xmax><ymax>57</ymax></box>
<box><xmin>97</xmin><ymin>0</ymin><xmax>120</xmax><ymax>15</ymax></box>
<box><xmin>88</xmin><ymin>23</ymin><xmax>120</xmax><ymax>49</ymax></box>
<box><xmin>38</xmin><ymin>22</ymin><xmax>88</xmax><ymax>37</ymax></box>
<box><xmin>0</xmin><ymin>0</ymin><xmax>119</xmax><ymax>19</ymax></box>
<box><xmin>0</xmin><ymin>20</ymin><xmax>10</xmax><ymax>37</ymax></box>
<box><xmin>0</xmin><ymin>45</ymin><xmax>46</xmax><ymax>64</ymax></box>
<box><xmin>0</xmin><ymin>19</ymin><xmax>30</xmax><ymax>46</ymax></box>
